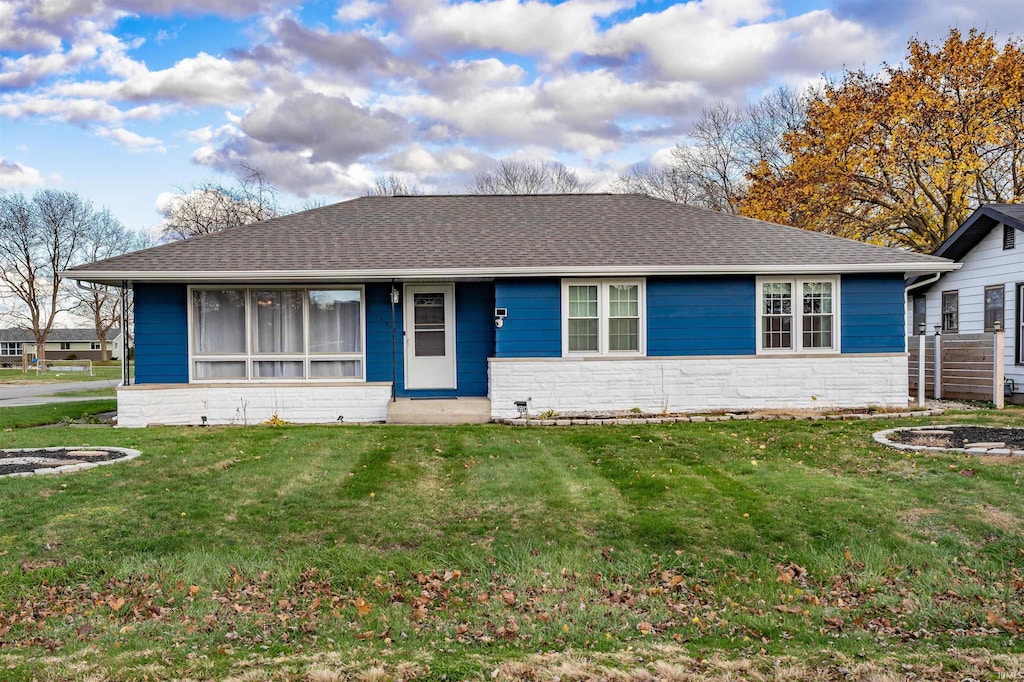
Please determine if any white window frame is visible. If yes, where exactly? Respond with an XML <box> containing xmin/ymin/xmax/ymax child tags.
<box><xmin>187</xmin><ymin>285</ymin><xmax>366</xmax><ymax>383</ymax></box>
<box><xmin>561</xmin><ymin>279</ymin><xmax>646</xmax><ymax>357</ymax></box>
<box><xmin>755</xmin><ymin>276</ymin><xmax>841</xmax><ymax>354</ymax></box>
<box><xmin>0</xmin><ymin>342</ymin><xmax>22</xmax><ymax>355</ymax></box>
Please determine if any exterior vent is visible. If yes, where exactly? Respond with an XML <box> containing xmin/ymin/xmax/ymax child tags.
<box><xmin>1004</xmin><ymin>225</ymin><xmax>1016</xmax><ymax>250</ymax></box>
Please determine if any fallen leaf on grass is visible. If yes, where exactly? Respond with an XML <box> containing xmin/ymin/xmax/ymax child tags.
<box><xmin>777</xmin><ymin>563</ymin><xmax>808</xmax><ymax>585</ymax></box>
<box><xmin>353</xmin><ymin>597</ymin><xmax>372</xmax><ymax>617</ymax></box>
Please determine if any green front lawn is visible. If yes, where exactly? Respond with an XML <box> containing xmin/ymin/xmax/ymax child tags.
<box><xmin>0</xmin><ymin>363</ymin><xmax>130</xmax><ymax>384</ymax></box>
<box><xmin>0</xmin><ymin>407</ymin><xmax>1022</xmax><ymax>680</ymax></box>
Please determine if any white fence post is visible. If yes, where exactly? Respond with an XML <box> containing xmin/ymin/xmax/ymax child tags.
<box><xmin>933</xmin><ymin>330</ymin><xmax>941</xmax><ymax>400</ymax></box>
<box><xmin>918</xmin><ymin>330</ymin><xmax>926</xmax><ymax>407</ymax></box>
<box><xmin>994</xmin><ymin>327</ymin><xmax>1005</xmax><ymax>409</ymax></box>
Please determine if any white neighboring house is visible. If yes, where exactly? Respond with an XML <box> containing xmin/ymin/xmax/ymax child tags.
<box><xmin>905</xmin><ymin>203</ymin><xmax>1024</xmax><ymax>397</ymax></box>
<box><xmin>0</xmin><ymin>328</ymin><xmax>121</xmax><ymax>367</ymax></box>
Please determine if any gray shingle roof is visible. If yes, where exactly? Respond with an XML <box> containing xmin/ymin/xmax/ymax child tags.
<box><xmin>66</xmin><ymin>194</ymin><xmax>952</xmax><ymax>281</ymax></box>
<box><xmin>0</xmin><ymin>328</ymin><xmax>120</xmax><ymax>342</ymax></box>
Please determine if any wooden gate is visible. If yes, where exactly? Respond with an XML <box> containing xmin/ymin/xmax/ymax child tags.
<box><xmin>908</xmin><ymin>332</ymin><xmax>1004</xmax><ymax>406</ymax></box>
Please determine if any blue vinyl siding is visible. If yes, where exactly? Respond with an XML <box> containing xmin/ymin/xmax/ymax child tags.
<box><xmin>365</xmin><ymin>283</ymin><xmax>401</xmax><ymax>387</ymax></box>
<box><xmin>647</xmin><ymin>277</ymin><xmax>756</xmax><ymax>356</ymax></box>
<box><xmin>841</xmin><ymin>274</ymin><xmax>906</xmax><ymax>353</ymax></box>
<box><xmin>366</xmin><ymin>281</ymin><xmax>493</xmax><ymax>397</ymax></box>
<box><xmin>494</xmin><ymin>279</ymin><xmax>561</xmax><ymax>357</ymax></box>
<box><xmin>133</xmin><ymin>283</ymin><xmax>188</xmax><ymax>384</ymax></box>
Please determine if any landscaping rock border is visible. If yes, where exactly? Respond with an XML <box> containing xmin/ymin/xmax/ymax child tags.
<box><xmin>873</xmin><ymin>425</ymin><xmax>1024</xmax><ymax>457</ymax></box>
<box><xmin>496</xmin><ymin>408</ymin><xmax>945</xmax><ymax>427</ymax></box>
<box><xmin>0</xmin><ymin>446</ymin><xmax>141</xmax><ymax>479</ymax></box>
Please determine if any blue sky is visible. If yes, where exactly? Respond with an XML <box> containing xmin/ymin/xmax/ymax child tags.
<box><xmin>2</xmin><ymin>0</ymin><xmax>1023</xmax><ymax>231</ymax></box>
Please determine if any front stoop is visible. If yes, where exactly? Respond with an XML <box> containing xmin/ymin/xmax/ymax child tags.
<box><xmin>386</xmin><ymin>397</ymin><xmax>492</xmax><ymax>425</ymax></box>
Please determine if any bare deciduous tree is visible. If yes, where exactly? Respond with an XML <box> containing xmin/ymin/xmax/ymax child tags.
<box><xmin>365</xmin><ymin>174</ymin><xmax>423</xmax><ymax>197</ymax></box>
<box><xmin>161</xmin><ymin>163</ymin><xmax>281</xmax><ymax>240</ymax></box>
<box><xmin>0</xmin><ymin>190</ymin><xmax>92</xmax><ymax>363</ymax></box>
<box><xmin>68</xmin><ymin>210</ymin><xmax>150</xmax><ymax>361</ymax></box>
<box><xmin>613</xmin><ymin>86</ymin><xmax>809</xmax><ymax>211</ymax></box>
<box><xmin>468</xmin><ymin>159</ymin><xmax>594</xmax><ymax>194</ymax></box>
<box><xmin>610</xmin><ymin>164</ymin><xmax>699</xmax><ymax>203</ymax></box>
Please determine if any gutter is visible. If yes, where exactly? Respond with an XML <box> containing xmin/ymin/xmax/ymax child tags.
<box><xmin>61</xmin><ymin>261</ymin><xmax>961</xmax><ymax>285</ymax></box>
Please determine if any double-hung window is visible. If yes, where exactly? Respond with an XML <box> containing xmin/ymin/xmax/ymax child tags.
<box><xmin>563</xmin><ymin>280</ymin><xmax>644</xmax><ymax>355</ymax></box>
<box><xmin>941</xmin><ymin>290</ymin><xmax>958</xmax><ymax>333</ymax></box>
<box><xmin>0</xmin><ymin>342</ymin><xmax>22</xmax><ymax>356</ymax></box>
<box><xmin>984</xmin><ymin>285</ymin><xmax>1005</xmax><ymax>331</ymax></box>
<box><xmin>912</xmin><ymin>295</ymin><xmax>927</xmax><ymax>334</ymax></box>
<box><xmin>189</xmin><ymin>286</ymin><xmax>364</xmax><ymax>382</ymax></box>
<box><xmin>757</xmin><ymin>277</ymin><xmax>839</xmax><ymax>353</ymax></box>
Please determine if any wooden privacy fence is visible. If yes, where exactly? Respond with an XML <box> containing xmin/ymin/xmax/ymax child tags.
<box><xmin>908</xmin><ymin>332</ymin><xmax>1004</xmax><ymax>407</ymax></box>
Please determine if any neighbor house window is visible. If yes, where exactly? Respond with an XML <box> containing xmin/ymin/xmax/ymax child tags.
<box><xmin>1004</xmin><ymin>225</ymin><xmax>1016</xmax><ymax>250</ymax></box>
<box><xmin>912</xmin><ymin>295</ymin><xmax>927</xmax><ymax>334</ymax></box>
<box><xmin>189</xmin><ymin>286</ymin><xmax>364</xmax><ymax>381</ymax></box>
<box><xmin>563</xmin><ymin>280</ymin><xmax>644</xmax><ymax>355</ymax></box>
<box><xmin>0</xmin><ymin>342</ymin><xmax>22</xmax><ymax>355</ymax></box>
<box><xmin>941</xmin><ymin>291</ymin><xmax>958</xmax><ymax>332</ymax></box>
<box><xmin>59</xmin><ymin>342</ymin><xmax>71</xmax><ymax>350</ymax></box>
<box><xmin>90</xmin><ymin>342</ymin><xmax>102</xmax><ymax>350</ymax></box>
<box><xmin>985</xmin><ymin>285</ymin><xmax>1005</xmax><ymax>331</ymax></box>
<box><xmin>757</xmin><ymin>277</ymin><xmax>838</xmax><ymax>352</ymax></box>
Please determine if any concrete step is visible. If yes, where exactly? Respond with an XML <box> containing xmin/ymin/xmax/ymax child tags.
<box><xmin>386</xmin><ymin>397</ymin><xmax>492</xmax><ymax>425</ymax></box>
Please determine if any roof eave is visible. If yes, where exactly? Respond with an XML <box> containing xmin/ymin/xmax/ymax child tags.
<box><xmin>63</xmin><ymin>261</ymin><xmax>959</xmax><ymax>285</ymax></box>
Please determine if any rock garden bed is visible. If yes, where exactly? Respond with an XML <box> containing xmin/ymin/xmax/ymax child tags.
<box><xmin>498</xmin><ymin>407</ymin><xmax>945</xmax><ymax>426</ymax></box>
<box><xmin>0</xmin><ymin>446</ymin><xmax>141</xmax><ymax>478</ymax></box>
<box><xmin>874</xmin><ymin>425</ymin><xmax>1024</xmax><ymax>456</ymax></box>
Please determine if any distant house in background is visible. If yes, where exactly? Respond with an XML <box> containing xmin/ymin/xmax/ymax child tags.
<box><xmin>905</xmin><ymin>203</ymin><xmax>1024</xmax><ymax>399</ymax></box>
<box><xmin>0</xmin><ymin>328</ymin><xmax>121</xmax><ymax>367</ymax></box>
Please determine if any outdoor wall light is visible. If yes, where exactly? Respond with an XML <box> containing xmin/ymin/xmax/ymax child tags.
<box><xmin>495</xmin><ymin>307</ymin><xmax>508</xmax><ymax>329</ymax></box>
<box><xmin>390</xmin><ymin>288</ymin><xmax>400</xmax><ymax>305</ymax></box>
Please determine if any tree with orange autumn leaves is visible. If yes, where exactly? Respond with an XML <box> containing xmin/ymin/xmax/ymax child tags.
<box><xmin>741</xmin><ymin>29</ymin><xmax>1024</xmax><ymax>252</ymax></box>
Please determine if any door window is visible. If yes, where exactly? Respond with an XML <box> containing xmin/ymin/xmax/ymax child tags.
<box><xmin>413</xmin><ymin>293</ymin><xmax>446</xmax><ymax>357</ymax></box>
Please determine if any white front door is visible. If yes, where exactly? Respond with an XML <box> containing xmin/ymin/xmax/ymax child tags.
<box><xmin>404</xmin><ymin>283</ymin><xmax>457</xmax><ymax>390</ymax></box>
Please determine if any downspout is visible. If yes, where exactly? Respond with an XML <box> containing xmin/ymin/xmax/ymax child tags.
<box><xmin>121</xmin><ymin>280</ymin><xmax>129</xmax><ymax>387</ymax></box>
<box><xmin>904</xmin><ymin>272</ymin><xmax>942</xmax><ymax>357</ymax></box>
<box><xmin>390</xmin><ymin>279</ymin><xmax>397</xmax><ymax>402</ymax></box>
<box><xmin>904</xmin><ymin>272</ymin><xmax>941</xmax><ymax>294</ymax></box>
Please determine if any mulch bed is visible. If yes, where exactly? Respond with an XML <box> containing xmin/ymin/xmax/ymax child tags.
<box><xmin>889</xmin><ymin>426</ymin><xmax>1024</xmax><ymax>450</ymax></box>
<box><xmin>0</xmin><ymin>448</ymin><xmax>122</xmax><ymax>476</ymax></box>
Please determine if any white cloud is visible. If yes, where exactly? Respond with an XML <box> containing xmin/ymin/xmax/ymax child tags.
<box><xmin>404</xmin><ymin>0</ymin><xmax>627</xmax><ymax>61</ymax></box>
<box><xmin>335</xmin><ymin>0</ymin><xmax>386</xmax><ymax>23</ymax></box>
<box><xmin>0</xmin><ymin>95</ymin><xmax>124</xmax><ymax>123</ymax></box>
<box><xmin>97</xmin><ymin>127</ymin><xmax>167</xmax><ymax>153</ymax></box>
<box><xmin>596</xmin><ymin>0</ymin><xmax>881</xmax><ymax>87</ymax></box>
<box><xmin>0</xmin><ymin>158</ymin><xmax>45</xmax><ymax>191</ymax></box>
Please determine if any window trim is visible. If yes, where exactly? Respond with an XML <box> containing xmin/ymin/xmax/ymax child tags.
<box><xmin>561</xmin><ymin>279</ymin><xmax>646</xmax><ymax>357</ymax></box>
<box><xmin>941</xmin><ymin>290</ymin><xmax>959</xmax><ymax>333</ymax></box>
<box><xmin>755</xmin><ymin>276</ymin><xmax>841</xmax><ymax>354</ymax></box>
<box><xmin>1017</xmin><ymin>283</ymin><xmax>1024</xmax><ymax>365</ymax></box>
<box><xmin>187</xmin><ymin>284</ymin><xmax>366</xmax><ymax>383</ymax></box>
<box><xmin>984</xmin><ymin>284</ymin><xmax>1005</xmax><ymax>333</ymax></box>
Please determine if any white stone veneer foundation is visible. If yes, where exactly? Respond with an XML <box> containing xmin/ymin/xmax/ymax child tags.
<box><xmin>116</xmin><ymin>382</ymin><xmax>392</xmax><ymax>427</ymax></box>
<box><xmin>488</xmin><ymin>354</ymin><xmax>909</xmax><ymax>419</ymax></box>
